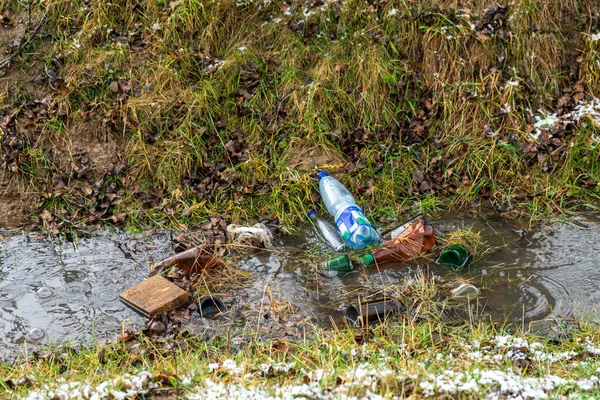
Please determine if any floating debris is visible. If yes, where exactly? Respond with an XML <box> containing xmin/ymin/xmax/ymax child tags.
<box><xmin>345</xmin><ymin>298</ymin><xmax>401</xmax><ymax>326</ymax></box>
<box><xmin>152</xmin><ymin>245</ymin><xmax>220</xmax><ymax>275</ymax></box>
<box><xmin>120</xmin><ymin>276</ymin><xmax>190</xmax><ymax>317</ymax></box>
<box><xmin>227</xmin><ymin>223</ymin><xmax>274</xmax><ymax>249</ymax></box>
<box><xmin>198</xmin><ymin>296</ymin><xmax>227</xmax><ymax>318</ymax></box>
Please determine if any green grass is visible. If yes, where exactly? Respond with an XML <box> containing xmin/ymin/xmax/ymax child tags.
<box><xmin>0</xmin><ymin>0</ymin><xmax>597</xmax><ymax>229</ymax></box>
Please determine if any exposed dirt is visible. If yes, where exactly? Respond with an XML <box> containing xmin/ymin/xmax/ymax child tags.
<box><xmin>285</xmin><ymin>141</ymin><xmax>346</xmax><ymax>171</ymax></box>
<box><xmin>46</xmin><ymin>119</ymin><xmax>123</xmax><ymax>180</ymax></box>
<box><xmin>0</xmin><ymin>11</ymin><xmax>127</xmax><ymax>228</ymax></box>
<box><xmin>0</xmin><ymin>11</ymin><xmax>26</xmax><ymax>52</ymax></box>
<box><xmin>0</xmin><ymin>179</ymin><xmax>25</xmax><ymax>227</ymax></box>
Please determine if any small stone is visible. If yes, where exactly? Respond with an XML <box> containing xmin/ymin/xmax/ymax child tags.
<box><xmin>109</xmin><ymin>81</ymin><xmax>120</xmax><ymax>93</ymax></box>
<box><xmin>149</xmin><ymin>321</ymin><xmax>166</xmax><ymax>335</ymax></box>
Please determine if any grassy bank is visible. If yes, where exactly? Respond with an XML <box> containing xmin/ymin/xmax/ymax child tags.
<box><xmin>2</xmin><ymin>275</ymin><xmax>600</xmax><ymax>399</ymax></box>
<box><xmin>0</xmin><ymin>0</ymin><xmax>598</xmax><ymax>230</ymax></box>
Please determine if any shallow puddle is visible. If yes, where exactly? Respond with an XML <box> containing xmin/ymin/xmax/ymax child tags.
<box><xmin>0</xmin><ymin>230</ymin><xmax>173</xmax><ymax>358</ymax></box>
<box><xmin>1</xmin><ymin>213</ymin><xmax>599</xmax><ymax>357</ymax></box>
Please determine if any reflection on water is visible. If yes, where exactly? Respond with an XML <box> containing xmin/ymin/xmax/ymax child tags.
<box><xmin>0</xmin><ymin>231</ymin><xmax>173</xmax><ymax>358</ymax></box>
<box><xmin>475</xmin><ymin>214</ymin><xmax>600</xmax><ymax>322</ymax></box>
<box><xmin>1</xmin><ymin>213</ymin><xmax>599</xmax><ymax>357</ymax></box>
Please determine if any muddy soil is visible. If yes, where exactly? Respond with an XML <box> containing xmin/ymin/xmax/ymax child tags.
<box><xmin>0</xmin><ymin>13</ymin><xmax>125</xmax><ymax>228</ymax></box>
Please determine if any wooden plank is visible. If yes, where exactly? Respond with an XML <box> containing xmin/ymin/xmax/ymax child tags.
<box><xmin>119</xmin><ymin>275</ymin><xmax>189</xmax><ymax>317</ymax></box>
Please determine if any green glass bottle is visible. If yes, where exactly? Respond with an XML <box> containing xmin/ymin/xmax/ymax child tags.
<box><xmin>437</xmin><ymin>244</ymin><xmax>470</xmax><ymax>271</ymax></box>
<box><xmin>322</xmin><ymin>254</ymin><xmax>353</xmax><ymax>272</ymax></box>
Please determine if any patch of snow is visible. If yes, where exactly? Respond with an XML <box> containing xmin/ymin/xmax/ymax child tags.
<box><xmin>420</xmin><ymin>369</ymin><xmax>578</xmax><ymax>398</ymax></box>
<box><xmin>23</xmin><ymin>372</ymin><xmax>157</xmax><ymax>400</ymax></box>
<box><xmin>534</xmin><ymin>114</ymin><xmax>560</xmax><ymax>129</ymax></box>
<box><xmin>571</xmin><ymin>97</ymin><xmax>600</xmax><ymax>126</ymax></box>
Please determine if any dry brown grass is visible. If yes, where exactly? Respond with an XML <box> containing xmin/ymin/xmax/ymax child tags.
<box><xmin>0</xmin><ymin>0</ymin><xmax>598</xmax><ymax>228</ymax></box>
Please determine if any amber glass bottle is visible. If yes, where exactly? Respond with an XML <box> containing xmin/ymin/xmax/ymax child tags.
<box><xmin>362</xmin><ymin>219</ymin><xmax>435</xmax><ymax>266</ymax></box>
<box><xmin>154</xmin><ymin>244</ymin><xmax>218</xmax><ymax>274</ymax></box>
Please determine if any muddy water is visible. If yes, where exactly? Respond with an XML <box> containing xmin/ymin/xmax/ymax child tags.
<box><xmin>471</xmin><ymin>214</ymin><xmax>600</xmax><ymax>322</ymax></box>
<box><xmin>243</xmin><ymin>213</ymin><xmax>600</xmax><ymax>326</ymax></box>
<box><xmin>0</xmin><ymin>214</ymin><xmax>599</xmax><ymax>357</ymax></box>
<box><xmin>0</xmin><ymin>230</ymin><xmax>173</xmax><ymax>359</ymax></box>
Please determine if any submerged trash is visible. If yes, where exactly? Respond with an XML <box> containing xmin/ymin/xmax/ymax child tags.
<box><xmin>308</xmin><ymin>209</ymin><xmax>346</xmax><ymax>252</ymax></box>
<box><xmin>361</xmin><ymin>219</ymin><xmax>435</xmax><ymax>267</ymax></box>
<box><xmin>450</xmin><ymin>283</ymin><xmax>479</xmax><ymax>301</ymax></box>
<box><xmin>346</xmin><ymin>298</ymin><xmax>400</xmax><ymax>325</ymax></box>
<box><xmin>317</xmin><ymin>171</ymin><xmax>380</xmax><ymax>249</ymax></box>
<box><xmin>322</xmin><ymin>254</ymin><xmax>353</xmax><ymax>272</ymax></box>
<box><xmin>119</xmin><ymin>276</ymin><xmax>190</xmax><ymax>317</ymax></box>
<box><xmin>198</xmin><ymin>295</ymin><xmax>227</xmax><ymax>318</ymax></box>
<box><xmin>437</xmin><ymin>244</ymin><xmax>470</xmax><ymax>271</ymax></box>
<box><xmin>153</xmin><ymin>244</ymin><xmax>219</xmax><ymax>275</ymax></box>
<box><xmin>227</xmin><ymin>223</ymin><xmax>274</xmax><ymax>249</ymax></box>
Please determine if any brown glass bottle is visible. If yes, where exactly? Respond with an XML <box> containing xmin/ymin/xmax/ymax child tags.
<box><xmin>362</xmin><ymin>219</ymin><xmax>435</xmax><ymax>266</ymax></box>
<box><xmin>153</xmin><ymin>244</ymin><xmax>219</xmax><ymax>274</ymax></box>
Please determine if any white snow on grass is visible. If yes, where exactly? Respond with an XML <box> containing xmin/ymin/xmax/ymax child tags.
<box><xmin>17</xmin><ymin>336</ymin><xmax>600</xmax><ymax>399</ymax></box>
<box><xmin>534</xmin><ymin>114</ymin><xmax>560</xmax><ymax>129</ymax></box>
<box><xmin>419</xmin><ymin>369</ymin><xmax>599</xmax><ymax>398</ymax></box>
<box><xmin>23</xmin><ymin>372</ymin><xmax>158</xmax><ymax>400</ymax></box>
<box><xmin>571</xmin><ymin>97</ymin><xmax>600</xmax><ymax>126</ymax></box>
<box><xmin>528</xmin><ymin>96</ymin><xmax>600</xmax><ymax>141</ymax></box>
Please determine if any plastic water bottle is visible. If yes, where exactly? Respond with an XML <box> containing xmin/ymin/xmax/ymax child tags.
<box><xmin>317</xmin><ymin>172</ymin><xmax>381</xmax><ymax>249</ymax></box>
<box><xmin>308</xmin><ymin>210</ymin><xmax>346</xmax><ymax>252</ymax></box>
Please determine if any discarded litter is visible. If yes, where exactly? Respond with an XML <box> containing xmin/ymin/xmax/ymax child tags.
<box><xmin>197</xmin><ymin>295</ymin><xmax>227</xmax><ymax>318</ymax></box>
<box><xmin>308</xmin><ymin>209</ymin><xmax>346</xmax><ymax>252</ymax></box>
<box><xmin>119</xmin><ymin>275</ymin><xmax>189</xmax><ymax>317</ymax></box>
<box><xmin>386</xmin><ymin>214</ymin><xmax>424</xmax><ymax>239</ymax></box>
<box><xmin>317</xmin><ymin>171</ymin><xmax>380</xmax><ymax>249</ymax></box>
<box><xmin>152</xmin><ymin>244</ymin><xmax>219</xmax><ymax>275</ymax></box>
<box><xmin>437</xmin><ymin>244</ymin><xmax>471</xmax><ymax>271</ymax></box>
<box><xmin>226</xmin><ymin>223</ymin><xmax>274</xmax><ymax>249</ymax></box>
<box><xmin>450</xmin><ymin>283</ymin><xmax>479</xmax><ymax>301</ymax></box>
<box><xmin>346</xmin><ymin>298</ymin><xmax>401</xmax><ymax>325</ymax></box>
<box><xmin>361</xmin><ymin>219</ymin><xmax>436</xmax><ymax>267</ymax></box>
<box><xmin>322</xmin><ymin>254</ymin><xmax>353</xmax><ymax>273</ymax></box>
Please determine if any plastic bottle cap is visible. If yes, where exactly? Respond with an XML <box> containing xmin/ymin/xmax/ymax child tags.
<box><xmin>317</xmin><ymin>171</ymin><xmax>328</xmax><ymax>180</ymax></box>
<box><xmin>362</xmin><ymin>254</ymin><xmax>375</xmax><ymax>266</ymax></box>
<box><xmin>307</xmin><ymin>209</ymin><xmax>317</xmax><ymax>217</ymax></box>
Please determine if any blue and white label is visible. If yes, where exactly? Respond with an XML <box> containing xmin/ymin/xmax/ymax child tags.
<box><xmin>335</xmin><ymin>206</ymin><xmax>371</xmax><ymax>241</ymax></box>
